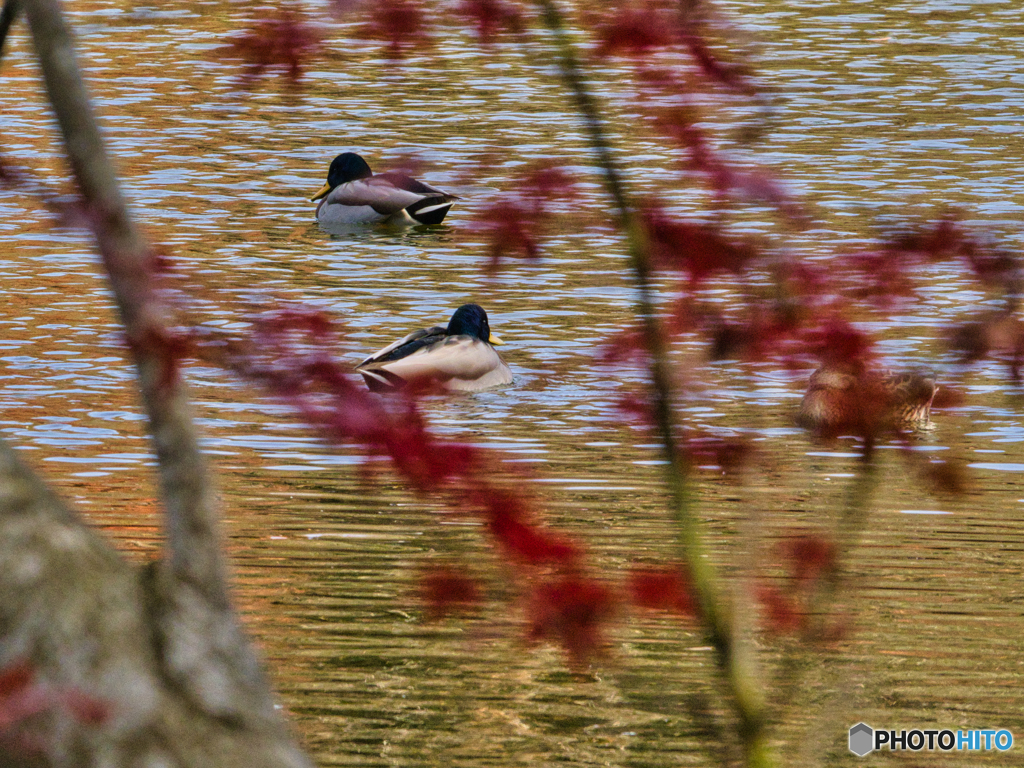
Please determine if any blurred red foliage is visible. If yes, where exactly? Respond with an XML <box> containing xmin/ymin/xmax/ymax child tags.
<box><xmin>420</xmin><ymin>565</ymin><xmax>482</xmax><ymax>618</ymax></box>
<box><xmin>950</xmin><ymin>311</ymin><xmax>1024</xmax><ymax>380</ymax></box>
<box><xmin>641</xmin><ymin>203</ymin><xmax>753</xmax><ymax>284</ymax></box>
<box><xmin>478</xmin><ymin>203</ymin><xmax>542</xmax><ymax>264</ymax></box>
<box><xmin>0</xmin><ymin>155</ymin><xmax>89</xmax><ymax>229</ymax></box>
<box><xmin>475</xmin><ymin>165</ymin><xmax>577</xmax><ymax>267</ymax></box>
<box><xmin>126</xmin><ymin>325</ymin><xmax>196</xmax><ymax>392</ymax></box>
<box><xmin>783</xmin><ymin>535</ymin><xmax>837</xmax><ymax>584</ymax></box>
<box><xmin>841</xmin><ymin>249</ymin><xmax>919</xmax><ymax>306</ymax></box>
<box><xmin>527</xmin><ymin>575</ymin><xmax>617</xmax><ymax>664</ymax></box>
<box><xmin>614</xmin><ymin>389</ymin><xmax>657</xmax><ymax>429</ymax></box>
<box><xmin>598</xmin><ymin>326</ymin><xmax>648</xmax><ymax>368</ymax></box>
<box><xmin>629</xmin><ymin>565</ymin><xmax>698</xmax><ymax>616</ymax></box>
<box><xmin>679</xmin><ymin>30</ymin><xmax>750</xmax><ymax>93</ymax></box>
<box><xmin>802</xmin><ymin>318</ymin><xmax>873</xmax><ymax>367</ymax></box>
<box><xmin>886</xmin><ymin>216</ymin><xmax>973</xmax><ymax>262</ymax></box>
<box><xmin>757</xmin><ymin>535</ymin><xmax>837</xmax><ymax>636</ymax></box>
<box><xmin>363</xmin><ymin>0</ymin><xmax>430</xmax><ymax>57</ymax></box>
<box><xmin>594</xmin><ymin>6</ymin><xmax>675</xmax><ymax>58</ymax></box>
<box><xmin>457</xmin><ymin>0</ymin><xmax>524</xmax><ymax>43</ymax></box>
<box><xmin>706</xmin><ymin>305</ymin><xmax>804</xmax><ymax>363</ymax></box>
<box><xmin>487</xmin><ymin>504</ymin><xmax>580</xmax><ymax>564</ymax></box>
<box><xmin>227</xmin><ymin>7</ymin><xmax>320</xmax><ymax>84</ymax></box>
<box><xmin>756</xmin><ymin>584</ymin><xmax>804</xmax><ymax>635</ymax></box>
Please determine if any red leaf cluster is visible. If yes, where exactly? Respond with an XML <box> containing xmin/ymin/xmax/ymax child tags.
<box><xmin>641</xmin><ymin>204</ymin><xmax>753</xmax><ymax>284</ymax></box>
<box><xmin>594</xmin><ymin>6</ymin><xmax>675</xmax><ymax>58</ymax></box>
<box><xmin>477</xmin><ymin>203</ymin><xmax>541</xmax><ymax>265</ymax></box>
<box><xmin>259</xmin><ymin>306</ymin><xmax>334</xmax><ymax>340</ymax></box>
<box><xmin>651</xmin><ymin>103</ymin><xmax>714</xmax><ymax>167</ymax></box>
<box><xmin>635</xmin><ymin>70</ymin><xmax>801</xmax><ymax>220</ymax></box>
<box><xmin>886</xmin><ymin>216</ymin><xmax>972</xmax><ymax>262</ymax></box>
<box><xmin>756</xmin><ymin>584</ymin><xmax>804</xmax><ymax>635</ymax></box>
<box><xmin>363</xmin><ymin>0</ymin><xmax>430</xmax><ymax>57</ymax></box>
<box><xmin>478</xmin><ymin>488</ymin><xmax>579</xmax><ymax>564</ymax></box>
<box><xmin>628</xmin><ymin>566</ymin><xmax>698</xmax><ymax>616</ymax></box>
<box><xmin>489</xmin><ymin>512</ymin><xmax>579</xmax><ymax>563</ymax></box>
<box><xmin>706</xmin><ymin>304</ymin><xmax>805</xmax><ymax>363</ymax></box>
<box><xmin>963</xmin><ymin>247</ymin><xmax>1019</xmax><ymax>289</ymax></box>
<box><xmin>420</xmin><ymin>565</ymin><xmax>481</xmax><ymax>618</ymax></box>
<box><xmin>841</xmin><ymin>249</ymin><xmax>919</xmax><ymax>306</ymax></box>
<box><xmin>783</xmin><ymin>535</ymin><xmax>837</xmax><ymax>584</ymax></box>
<box><xmin>757</xmin><ymin>535</ymin><xmax>837</xmax><ymax>638</ymax></box>
<box><xmin>664</xmin><ymin>110</ymin><xmax>800</xmax><ymax>214</ymax></box>
<box><xmin>474</xmin><ymin>165</ymin><xmax>577</xmax><ymax>268</ymax></box>
<box><xmin>228</xmin><ymin>8</ymin><xmax>320</xmax><ymax>84</ymax></box>
<box><xmin>598</xmin><ymin>326</ymin><xmax>648</xmax><ymax>367</ymax></box>
<box><xmin>802</xmin><ymin>318</ymin><xmax>873</xmax><ymax>367</ymax></box>
<box><xmin>594</xmin><ymin>4</ymin><xmax>755</xmax><ymax>96</ymax></box>
<box><xmin>880</xmin><ymin>217</ymin><xmax>1023</xmax><ymax>292</ymax></box>
<box><xmin>679</xmin><ymin>31</ymin><xmax>751</xmax><ymax>93</ymax></box>
<box><xmin>614</xmin><ymin>389</ymin><xmax>657</xmax><ymax>429</ymax></box>
<box><xmin>527</xmin><ymin>576</ymin><xmax>617</xmax><ymax>664</ymax></box>
<box><xmin>457</xmin><ymin>0</ymin><xmax>524</xmax><ymax>43</ymax></box>
<box><xmin>0</xmin><ymin>663</ymin><xmax>38</xmax><ymax>733</ymax></box>
<box><xmin>517</xmin><ymin>166</ymin><xmax>577</xmax><ymax>200</ymax></box>
<box><xmin>0</xmin><ymin>155</ymin><xmax>89</xmax><ymax>228</ymax></box>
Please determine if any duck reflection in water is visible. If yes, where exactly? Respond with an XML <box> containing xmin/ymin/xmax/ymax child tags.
<box><xmin>797</xmin><ymin>361</ymin><xmax>937</xmax><ymax>438</ymax></box>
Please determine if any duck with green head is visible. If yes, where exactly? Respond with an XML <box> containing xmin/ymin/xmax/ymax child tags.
<box><xmin>356</xmin><ymin>304</ymin><xmax>512</xmax><ymax>393</ymax></box>
<box><xmin>312</xmin><ymin>152</ymin><xmax>459</xmax><ymax>226</ymax></box>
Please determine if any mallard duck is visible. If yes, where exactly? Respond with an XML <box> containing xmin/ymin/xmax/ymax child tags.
<box><xmin>356</xmin><ymin>304</ymin><xmax>513</xmax><ymax>393</ymax></box>
<box><xmin>311</xmin><ymin>152</ymin><xmax>459</xmax><ymax>226</ymax></box>
<box><xmin>797</xmin><ymin>361</ymin><xmax>937</xmax><ymax>436</ymax></box>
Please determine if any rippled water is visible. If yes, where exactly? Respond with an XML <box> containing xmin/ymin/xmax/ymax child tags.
<box><xmin>2</xmin><ymin>1</ymin><xmax>1024</xmax><ymax>765</ymax></box>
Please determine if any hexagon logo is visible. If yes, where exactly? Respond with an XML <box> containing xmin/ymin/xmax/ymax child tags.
<box><xmin>849</xmin><ymin>723</ymin><xmax>874</xmax><ymax>756</ymax></box>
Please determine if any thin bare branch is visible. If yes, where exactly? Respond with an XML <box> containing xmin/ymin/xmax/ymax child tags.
<box><xmin>532</xmin><ymin>1</ymin><xmax>771</xmax><ymax>765</ymax></box>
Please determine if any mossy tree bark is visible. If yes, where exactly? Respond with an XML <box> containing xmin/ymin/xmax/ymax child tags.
<box><xmin>0</xmin><ymin>0</ymin><xmax>314</xmax><ymax>764</ymax></box>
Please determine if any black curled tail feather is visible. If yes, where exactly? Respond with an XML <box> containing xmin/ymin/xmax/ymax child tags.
<box><xmin>406</xmin><ymin>195</ymin><xmax>457</xmax><ymax>225</ymax></box>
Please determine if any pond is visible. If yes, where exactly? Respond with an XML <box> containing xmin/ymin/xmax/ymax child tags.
<box><xmin>1</xmin><ymin>1</ymin><xmax>1023</xmax><ymax>765</ymax></box>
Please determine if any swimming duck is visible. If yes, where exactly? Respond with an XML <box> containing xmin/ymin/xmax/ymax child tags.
<box><xmin>311</xmin><ymin>152</ymin><xmax>459</xmax><ymax>225</ymax></box>
<box><xmin>356</xmin><ymin>304</ymin><xmax>512</xmax><ymax>393</ymax></box>
<box><xmin>797</xmin><ymin>361</ymin><xmax>936</xmax><ymax>437</ymax></box>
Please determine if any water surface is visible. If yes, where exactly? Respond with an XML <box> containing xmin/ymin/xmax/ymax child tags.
<box><xmin>2</xmin><ymin>1</ymin><xmax>1024</xmax><ymax>765</ymax></box>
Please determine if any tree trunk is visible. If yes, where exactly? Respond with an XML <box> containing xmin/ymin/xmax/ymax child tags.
<box><xmin>0</xmin><ymin>0</ymin><xmax>317</xmax><ymax>764</ymax></box>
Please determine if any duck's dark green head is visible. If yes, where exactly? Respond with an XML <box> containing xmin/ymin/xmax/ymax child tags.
<box><xmin>328</xmin><ymin>152</ymin><xmax>373</xmax><ymax>184</ymax></box>
<box><xmin>447</xmin><ymin>304</ymin><xmax>504</xmax><ymax>345</ymax></box>
<box><xmin>311</xmin><ymin>152</ymin><xmax>373</xmax><ymax>201</ymax></box>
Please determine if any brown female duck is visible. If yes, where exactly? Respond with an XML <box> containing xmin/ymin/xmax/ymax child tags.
<box><xmin>797</xmin><ymin>361</ymin><xmax>937</xmax><ymax>437</ymax></box>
